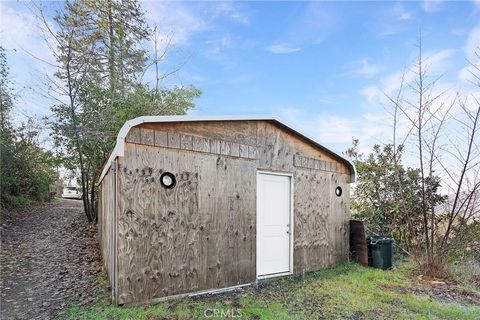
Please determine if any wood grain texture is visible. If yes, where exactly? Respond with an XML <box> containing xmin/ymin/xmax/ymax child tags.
<box><xmin>98</xmin><ymin>165</ymin><xmax>116</xmax><ymax>297</ymax></box>
<box><xmin>126</xmin><ymin>127</ymin><xmax>141</xmax><ymax>144</ymax></box>
<box><xmin>220</xmin><ymin>140</ymin><xmax>231</xmax><ymax>156</ymax></box>
<box><xmin>138</xmin><ymin>121</ymin><xmax>258</xmax><ymax>146</ymax></box>
<box><xmin>140</xmin><ymin>128</ymin><xmax>155</xmax><ymax>146</ymax></box>
<box><xmin>129</xmin><ymin>127</ymin><xmax>258</xmax><ymax>161</ymax></box>
<box><xmin>102</xmin><ymin>119</ymin><xmax>353</xmax><ymax>305</ymax></box>
<box><xmin>293</xmin><ymin>155</ymin><xmax>341</xmax><ymax>174</ymax></box>
<box><xmin>154</xmin><ymin>130</ymin><xmax>168</xmax><ymax>147</ymax></box>
<box><xmin>180</xmin><ymin>134</ymin><xmax>193</xmax><ymax>150</ymax></box>
<box><xmin>292</xmin><ymin>170</ymin><xmax>350</xmax><ymax>273</ymax></box>
<box><xmin>239</xmin><ymin>144</ymin><xmax>249</xmax><ymax>158</ymax></box>
<box><xmin>256</xmin><ymin>121</ymin><xmax>349</xmax><ymax>175</ymax></box>
<box><xmin>192</xmin><ymin>136</ymin><xmax>209</xmax><ymax>153</ymax></box>
<box><xmin>167</xmin><ymin>132</ymin><xmax>181</xmax><ymax>148</ymax></box>
<box><xmin>115</xmin><ymin>143</ymin><xmax>256</xmax><ymax>305</ymax></box>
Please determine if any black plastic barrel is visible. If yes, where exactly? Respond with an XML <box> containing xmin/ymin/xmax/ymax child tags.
<box><xmin>367</xmin><ymin>236</ymin><xmax>394</xmax><ymax>270</ymax></box>
<box><xmin>350</xmin><ymin>220</ymin><xmax>368</xmax><ymax>266</ymax></box>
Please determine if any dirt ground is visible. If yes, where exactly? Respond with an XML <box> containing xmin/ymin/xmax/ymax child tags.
<box><xmin>0</xmin><ymin>199</ymin><xmax>101</xmax><ymax>320</ymax></box>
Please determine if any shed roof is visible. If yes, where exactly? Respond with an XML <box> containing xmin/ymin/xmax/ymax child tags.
<box><xmin>98</xmin><ymin>115</ymin><xmax>356</xmax><ymax>183</ymax></box>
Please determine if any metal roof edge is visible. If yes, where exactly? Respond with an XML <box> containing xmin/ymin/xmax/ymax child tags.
<box><xmin>97</xmin><ymin>115</ymin><xmax>356</xmax><ymax>184</ymax></box>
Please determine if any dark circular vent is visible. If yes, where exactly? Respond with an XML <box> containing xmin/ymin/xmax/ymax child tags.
<box><xmin>160</xmin><ymin>172</ymin><xmax>176</xmax><ymax>189</ymax></box>
<box><xmin>335</xmin><ymin>186</ymin><xmax>342</xmax><ymax>197</ymax></box>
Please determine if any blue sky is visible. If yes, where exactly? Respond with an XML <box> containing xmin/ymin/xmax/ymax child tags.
<box><xmin>1</xmin><ymin>0</ymin><xmax>479</xmax><ymax>153</ymax></box>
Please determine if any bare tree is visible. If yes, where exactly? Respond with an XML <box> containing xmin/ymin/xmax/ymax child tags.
<box><xmin>386</xmin><ymin>38</ymin><xmax>480</xmax><ymax>275</ymax></box>
<box><xmin>29</xmin><ymin>4</ymin><xmax>98</xmax><ymax>221</ymax></box>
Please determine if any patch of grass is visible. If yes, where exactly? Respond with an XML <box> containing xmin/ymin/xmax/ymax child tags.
<box><xmin>69</xmin><ymin>261</ymin><xmax>480</xmax><ymax>320</ymax></box>
<box><xmin>448</xmin><ymin>258</ymin><xmax>480</xmax><ymax>292</ymax></box>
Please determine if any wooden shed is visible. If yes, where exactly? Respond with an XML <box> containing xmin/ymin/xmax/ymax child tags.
<box><xmin>98</xmin><ymin>115</ymin><xmax>356</xmax><ymax>305</ymax></box>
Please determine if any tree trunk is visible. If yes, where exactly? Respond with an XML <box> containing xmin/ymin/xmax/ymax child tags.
<box><xmin>107</xmin><ymin>0</ymin><xmax>115</xmax><ymax>99</ymax></box>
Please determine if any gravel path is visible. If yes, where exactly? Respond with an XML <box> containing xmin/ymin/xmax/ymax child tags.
<box><xmin>1</xmin><ymin>199</ymin><xmax>101</xmax><ymax>320</ymax></box>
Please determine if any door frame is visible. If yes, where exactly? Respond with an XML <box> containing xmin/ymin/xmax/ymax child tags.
<box><xmin>256</xmin><ymin>170</ymin><xmax>294</xmax><ymax>279</ymax></box>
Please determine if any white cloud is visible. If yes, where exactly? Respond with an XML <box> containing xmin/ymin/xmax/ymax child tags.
<box><xmin>143</xmin><ymin>1</ymin><xmax>250</xmax><ymax>47</ymax></box>
<box><xmin>360</xmin><ymin>86</ymin><xmax>382</xmax><ymax>103</ymax></box>
<box><xmin>278</xmin><ymin>108</ymin><xmax>357</xmax><ymax>146</ymax></box>
<box><xmin>424</xmin><ymin>49</ymin><xmax>456</xmax><ymax>72</ymax></box>
<box><xmin>0</xmin><ymin>3</ymin><xmax>59</xmax><ymax>119</ymax></box>
<box><xmin>349</xmin><ymin>58</ymin><xmax>381</xmax><ymax>78</ymax></box>
<box><xmin>458</xmin><ymin>25</ymin><xmax>480</xmax><ymax>84</ymax></box>
<box><xmin>356</xmin><ymin>45</ymin><xmax>470</xmax><ymax>175</ymax></box>
<box><xmin>144</xmin><ymin>2</ymin><xmax>209</xmax><ymax>46</ymax></box>
<box><xmin>206</xmin><ymin>35</ymin><xmax>234</xmax><ymax>55</ymax></box>
<box><xmin>464</xmin><ymin>25</ymin><xmax>480</xmax><ymax>60</ymax></box>
<box><xmin>316</xmin><ymin>115</ymin><xmax>358</xmax><ymax>144</ymax></box>
<box><xmin>423</xmin><ymin>0</ymin><xmax>443</xmax><ymax>13</ymax></box>
<box><xmin>212</xmin><ymin>2</ymin><xmax>250</xmax><ymax>25</ymax></box>
<box><xmin>0</xmin><ymin>5</ymin><xmax>37</xmax><ymax>50</ymax></box>
<box><xmin>392</xmin><ymin>3</ymin><xmax>414</xmax><ymax>20</ymax></box>
<box><xmin>266</xmin><ymin>44</ymin><xmax>301</xmax><ymax>54</ymax></box>
<box><xmin>277</xmin><ymin>107</ymin><xmax>393</xmax><ymax>151</ymax></box>
<box><xmin>0</xmin><ymin>4</ymin><xmax>55</xmax><ymax>66</ymax></box>
<box><xmin>458</xmin><ymin>66</ymin><xmax>475</xmax><ymax>83</ymax></box>
<box><xmin>365</xmin><ymin>49</ymin><xmax>455</xmax><ymax>100</ymax></box>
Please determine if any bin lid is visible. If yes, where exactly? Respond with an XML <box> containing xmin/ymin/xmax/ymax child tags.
<box><xmin>368</xmin><ymin>236</ymin><xmax>394</xmax><ymax>244</ymax></box>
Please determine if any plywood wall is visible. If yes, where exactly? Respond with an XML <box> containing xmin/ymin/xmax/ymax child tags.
<box><xmin>98</xmin><ymin>165</ymin><xmax>116</xmax><ymax>295</ymax></box>
<box><xmin>105</xmin><ymin>120</ymin><xmax>352</xmax><ymax>305</ymax></box>
<box><xmin>293</xmin><ymin>170</ymin><xmax>350</xmax><ymax>273</ymax></box>
<box><xmin>115</xmin><ymin>143</ymin><xmax>256</xmax><ymax>304</ymax></box>
<box><xmin>254</xmin><ymin>121</ymin><xmax>350</xmax><ymax>272</ymax></box>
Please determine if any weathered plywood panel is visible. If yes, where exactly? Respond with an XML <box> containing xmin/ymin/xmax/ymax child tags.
<box><xmin>138</xmin><ymin>121</ymin><xmax>258</xmax><ymax>146</ymax></box>
<box><xmin>293</xmin><ymin>155</ymin><xmax>340</xmax><ymax>174</ymax></box>
<box><xmin>99</xmin><ymin>166</ymin><xmax>116</xmax><ymax>294</ymax></box>
<box><xmin>220</xmin><ymin>140</ymin><xmax>231</xmax><ymax>156</ymax></box>
<box><xmin>115</xmin><ymin>143</ymin><xmax>256</xmax><ymax>305</ymax></box>
<box><xmin>154</xmin><ymin>130</ymin><xmax>168</xmax><ymax>147</ymax></box>
<box><xmin>192</xmin><ymin>136</ymin><xmax>209</xmax><ymax>153</ymax></box>
<box><xmin>140</xmin><ymin>128</ymin><xmax>155</xmax><ymax>146</ymax></box>
<box><xmin>256</xmin><ymin>121</ymin><xmax>349</xmax><ymax>175</ymax></box>
<box><xmin>180</xmin><ymin>134</ymin><xmax>193</xmax><ymax>150</ymax></box>
<box><xmin>210</xmin><ymin>139</ymin><xmax>221</xmax><ymax>154</ymax></box>
<box><xmin>167</xmin><ymin>132</ymin><xmax>181</xmax><ymax>148</ymax></box>
<box><xmin>230</xmin><ymin>142</ymin><xmax>240</xmax><ymax>157</ymax></box>
<box><xmin>292</xmin><ymin>169</ymin><xmax>350</xmax><ymax>273</ymax></box>
<box><xmin>136</xmin><ymin>120</ymin><xmax>351</xmax><ymax>175</ymax></box>
<box><xmin>239</xmin><ymin>144</ymin><xmax>249</xmax><ymax>158</ymax></box>
<box><xmin>126</xmin><ymin>127</ymin><xmax>141</xmax><ymax>144</ymax></box>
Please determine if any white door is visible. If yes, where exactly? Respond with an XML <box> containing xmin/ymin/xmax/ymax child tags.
<box><xmin>257</xmin><ymin>172</ymin><xmax>292</xmax><ymax>277</ymax></box>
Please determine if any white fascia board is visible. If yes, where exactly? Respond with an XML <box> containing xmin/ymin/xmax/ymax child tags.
<box><xmin>97</xmin><ymin>115</ymin><xmax>356</xmax><ymax>184</ymax></box>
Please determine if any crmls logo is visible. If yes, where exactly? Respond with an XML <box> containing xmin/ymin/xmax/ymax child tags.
<box><xmin>203</xmin><ymin>308</ymin><xmax>243</xmax><ymax>318</ymax></box>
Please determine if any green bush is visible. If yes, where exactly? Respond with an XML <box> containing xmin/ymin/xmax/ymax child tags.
<box><xmin>0</xmin><ymin>120</ymin><xmax>59</xmax><ymax>215</ymax></box>
<box><xmin>0</xmin><ymin>46</ymin><xmax>58</xmax><ymax>217</ymax></box>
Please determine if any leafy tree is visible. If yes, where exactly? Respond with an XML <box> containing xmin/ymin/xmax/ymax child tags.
<box><xmin>54</xmin><ymin>0</ymin><xmax>150</xmax><ymax>98</ymax></box>
<box><xmin>0</xmin><ymin>47</ymin><xmax>59</xmax><ymax>215</ymax></box>
<box><xmin>0</xmin><ymin>47</ymin><xmax>13</xmax><ymax>127</ymax></box>
<box><xmin>42</xmin><ymin>0</ymin><xmax>201</xmax><ymax>222</ymax></box>
<box><xmin>346</xmin><ymin>140</ymin><xmax>444</xmax><ymax>252</ymax></box>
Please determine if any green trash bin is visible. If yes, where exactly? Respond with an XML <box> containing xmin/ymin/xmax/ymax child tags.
<box><xmin>367</xmin><ymin>236</ymin><xmax>394</xmax><ymax>270</ymax></box>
